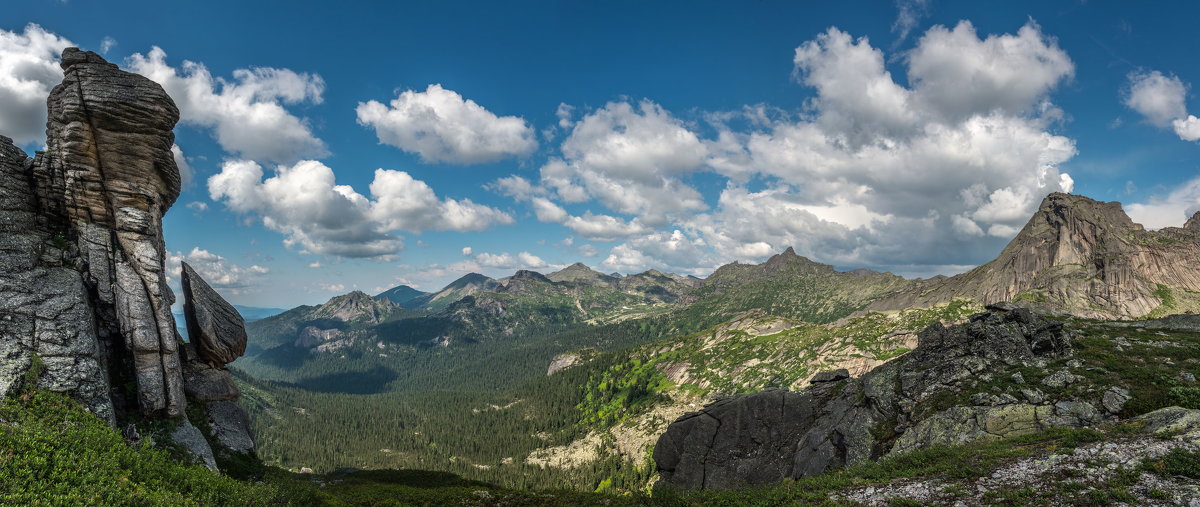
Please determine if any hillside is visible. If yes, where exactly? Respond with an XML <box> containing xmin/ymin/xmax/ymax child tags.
<box><xmin>871</xmin><ymin>193</ymin><xmax>1200</xmax><ymax>318</ymax></box>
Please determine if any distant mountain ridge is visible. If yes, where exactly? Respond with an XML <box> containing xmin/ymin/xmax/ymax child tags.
<box><xmin>240</xmin><ymin>191</ymin><xmax>1200</xmax><ymax>393</ymax></box>
<box><xmin>870</xmin><ymin>192</ymin><xmax>1200</xmax><ymax>318</ymax></box>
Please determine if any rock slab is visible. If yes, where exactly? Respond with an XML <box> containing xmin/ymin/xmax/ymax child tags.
<box><xmin>181</xmin><ymin>262</ymin><xmax>247</xmax><ymax>365</ymax></box>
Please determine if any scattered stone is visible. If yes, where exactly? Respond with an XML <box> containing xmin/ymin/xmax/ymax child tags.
<box><xmin>1101</xmin><ymin>387</ymin><xmax>1131</xmax><ymax>415</ymax></box>
<box><xmin>810</xmin><ymin>368</ymin><xmax>850</xmax><ymax>383</ymax></box>
<box><xmin>1021</xmin><ymin>388</ymin><xmax>1046</xmax><ymax>404</ymax></box>
<box><xmin>1041</xmin><ymin>369</ymin><xmax>1084</xmax><ymax>388</ymax></box>
<box><xmin>1181</xmin><ymin>372</ymin><xmax>1196</xmax><ymax>383</ymax></box>
<box><xmin>1011</xmin><ymin>372</ymin><xmax>1025</xmax><ymax>384</ymax></box>
<box><xmin>1066</xmin><ymin>359</ymin><xmax>1084</xmax><ymax>368</ymax></box>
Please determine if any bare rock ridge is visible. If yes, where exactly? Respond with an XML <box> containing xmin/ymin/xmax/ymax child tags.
<box><xmin>654</xmin><ymin>304</ymin><xmax>1086</xmax><ymax>490</ymax></box>
<box><xmin>870</xmin><ymin>193</ymin><xmax>1200</xmax><ymax>319</ymax></box>
<box><xmin>0</xmin><ymin>49</ymin><xmax>253</xmax><ymax>466</ymax></box>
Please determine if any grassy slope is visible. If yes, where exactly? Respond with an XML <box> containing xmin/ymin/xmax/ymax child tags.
<box><xmin>0</xmin><ymin>391</ymin><xmax>318</xmax><ymax>505</ymax></box>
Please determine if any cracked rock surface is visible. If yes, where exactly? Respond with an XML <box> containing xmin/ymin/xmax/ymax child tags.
<box><xmin>654</xmin><ymin>305</ymin><xmax>1078</xmax><ymax>490</ymax></box>
<box><xmin>1</xmin><ymin>47</ymin><xmax>183</xmax><ymax>420</ymax></box>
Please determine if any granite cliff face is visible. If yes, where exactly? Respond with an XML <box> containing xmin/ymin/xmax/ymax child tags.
<box><xmin>0</xmin><ymin>49</ymin><xmax>252</xmax><ymax>466</ymax></box>
<box><xmin>871</xmin><ymin>193</ymin><xmax>1200</xmax><ymax>319</ymax></box>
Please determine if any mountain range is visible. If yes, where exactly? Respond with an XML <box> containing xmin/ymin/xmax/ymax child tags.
<box><xmin>239</xmin><ymin>192</ymin><xmax>1200</xmax><ymax>389</ymax></box>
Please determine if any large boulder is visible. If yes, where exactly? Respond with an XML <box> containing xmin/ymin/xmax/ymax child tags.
<box><xmin>654</xmin><ymin>305</ymin><xmax>1080</xmax><ymax>490</ymax></box>
<box><xmin>181</xmin><ymin>262</ymin><xmax>247</xmax><ymax>365</ymax></box>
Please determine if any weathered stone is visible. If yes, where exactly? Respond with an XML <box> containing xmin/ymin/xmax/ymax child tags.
<box><xmin>1021</xmin><ymin>388</ymin><xmax>1046</xmax><ymax>404</ymax></box>
<box><xmin>181</xmin><ymin>262</ymin><xmax>247</xmax><ymax>365</ymax></box>
<box><xmin>181</xmin><ymin>344</ymin><xmax>239</xmax><ymax>402</ymax></box>
<box><xmin>654</xmin><ymin>307</ymin><xmax>1077</xmax><ymax>490</ymax></box>
<box><xmin>891</xmin><ymin>404</ymin><xmax>1053</xmax><ymax>455</ymax></box>
<box><xmin>205</xmin><ymin>400</ymin><xmax>255</xmax><ymax>453</ymax></box>
<box><xmin>1133</xmin><ymin>407</ymin><xmax>1200</xmax><ymax>443</ymax></box>
<box><xmin>0</xmin><ymin>48</ymin><xmax>186</xmax><ymax>421</ymax></box>
<box><xmin>810</xmin><ymin>368</ymin><xmax>850</xmax><ymax>383</ymax></box>
<box><xmin>171</xmin><ymin>419</ymin><xmax>216</xmax><ymax>470</ymax></box>
<box><xmin>1044</xmin><ymin>401</ymin><xmax>1102</xmax><ymax>427</ymax></box>
<box><xmin>1041</xmin><ymin>369</ymin><xmax>1084</xmax><ymax>388</ymax></box>
<box><xmin>1102</xmin><ymin>387</ymin><xmax>1131</xmax><ymax>414</ymax></box>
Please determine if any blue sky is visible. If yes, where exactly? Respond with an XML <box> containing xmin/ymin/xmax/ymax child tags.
<box><xmin>3</xmin><ymin>0</ymin><xmax>1199</xmax><ymax>307</ymax></box>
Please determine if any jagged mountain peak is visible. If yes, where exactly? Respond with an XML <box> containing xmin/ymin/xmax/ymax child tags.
<box><xmin>314</xmin><ymin>290</ymin><xmax>396</xmax><ymax>323</ymax></box>
<box><xmin>871</xmin><ymin>191</ymin><xmax>1200</xmax><ymax>318</ymax></box>
<box><xmin>1185</xmin><ymin>211</ymin><xmax>1200</xmax><ymax>231</ymax></box>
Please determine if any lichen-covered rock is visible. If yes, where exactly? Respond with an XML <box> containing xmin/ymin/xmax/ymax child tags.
<box><xmin>654</xmin><ymin>305</ymin><xmax>1079</xmax><ymax>490</ymax></box>
<box><xmin>1102</xmin><ymin>386</ymin><xmax>1131</xmax><ymax>414</ymax></box>
<box><xmin>181</xmin><ymin>262</ymin><xmax>247</xmax><ymax>365</ymax></box>
<box><xmin>1134</xmin><ymin>406</ymin><xmax>1200</xmax><ymax>443</ymax></box>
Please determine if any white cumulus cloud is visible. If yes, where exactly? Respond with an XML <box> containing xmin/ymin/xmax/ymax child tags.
<box><xmin>0</xmin><ymin>24</ymin><xmax>73</xmax><ymax>146</ymax></box>
<box><xmin>541</xmin><ymin>100</ymin><xmax>708</xmax><ymax>224</ymax></box>
<box><xmin>1124</xmin><ymin>70</ymin><xmax>1200</xmax><ymax>142</ymax></box>
<box><xmin>167</xmin><ymin>247</ymin><xmax>269</xmax><ymax>296</ymax></box>
<box><xmin>207</xmin><ymin>159</ymin><xmax>512</xmax><ymax>259</ymax></box>
<box><xmin>127</xmin><ymin>47</ymin><xmax>328</xmax><ymax>163</ymax></box>
<box><xmin>1126</xmin><ymin>175</ymin><xmax>1200</xmax><ymax>230</ymax></box>
<box><xmin>356</xmin><ymin>84</ymin><xmax>537</xmax><ymax>164</ymax></box>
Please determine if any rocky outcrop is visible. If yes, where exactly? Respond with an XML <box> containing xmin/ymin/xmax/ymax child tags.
<box><xmin>0</xmin><ymin>49</ymin><xmax>254</xmax><ymax>465</ymax></box>
<box><xmin>181</xmin><ymin>262</ymin><xmax>247</xmax><ymax>365</ymax></box>
<box><xmin>653</xmin><ymin>304</ymin><xmax>1080</xmax><ymax>490</ymax></box>
<box><xmin>870</xmin><ymin>193</ymin><xmax>1200</xmax><ymax>319</ymax></box>
<box><xmin>178</xmin><ymin>267</ymin><xmax>256</xmax><ymax>456</ymax></box>
<box><xmin>0</xmin><ymin>48</ymin><xmax>183</xmax><ymax>421</ymax></box>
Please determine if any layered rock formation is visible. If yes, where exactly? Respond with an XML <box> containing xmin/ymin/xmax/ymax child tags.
<box><xmin>653</xmin><ymin>304</ymin><xmax>1083</xmax><ymax>490</ymax></box>
<box><xmin>870</xmin><ymin>193</ymin><xmax>1200</xmax><ymax>319</ymax></box>
<box><xmin>0</xmin><ymin>49</ymin><xmax>253</xmax><ymax>465</ymax></box>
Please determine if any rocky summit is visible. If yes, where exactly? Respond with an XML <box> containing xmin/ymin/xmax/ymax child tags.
<box><xmin>0</xmin><ymin>49</ymin><xmax>253</xmax><ymax>470</ymax></box>
<box><xmin>871</xmin><ymin>193</ymin><xmax>1200</xmax><ymax>319</ymax></box>
<box><xmin>654</xmin><ymin>304</ymin><xmax>1101</xmax><ymax>490</ymax></box>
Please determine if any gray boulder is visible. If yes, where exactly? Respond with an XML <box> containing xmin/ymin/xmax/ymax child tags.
<box><xmin>181</xmin><ymin>262</ymin><xmax>247</xmax><ymax>365</ymax></box>
<box><xmin>170</xmin><ymin>419</ymin><xmax>217</xmax><ymax>470</ymax></box>
<box><xmin>205</xmin><ymin>400</ymin><xmax>256</xmax><ymax>453</ymax></box>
